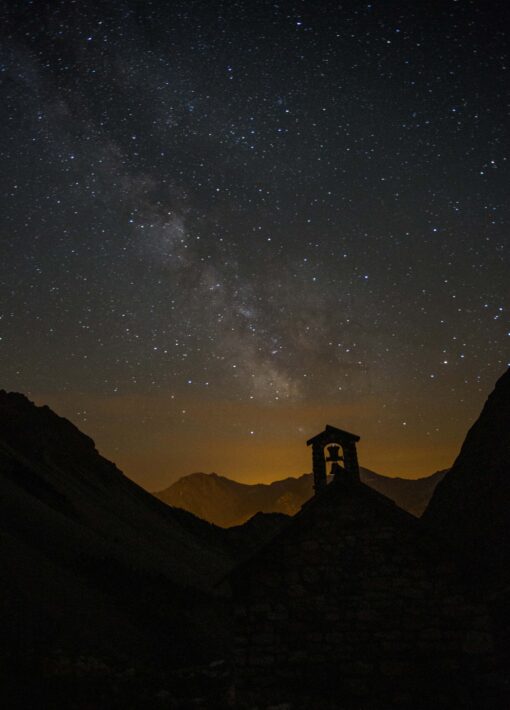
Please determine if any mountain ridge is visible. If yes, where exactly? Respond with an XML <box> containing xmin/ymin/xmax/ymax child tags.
<box><xmin>0</xmin><ymin>389</ymin><xmax>240</xmax><ymax>667</ymax></box>
<box><xmin>155</xmin><ymin>467</ymin><xmax>446</xmax><ymax>527</ymax></box>
<box><xmin>423</xmin><ymin>367</ymin><xmax>510</xmax><ymax>588</ymax></box>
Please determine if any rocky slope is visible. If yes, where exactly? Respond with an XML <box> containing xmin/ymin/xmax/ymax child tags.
<box><xmin>155</xmin><ymin>468</ymin><xmax>446</xmax><ymax>527</ymax></box>
<box><xmin>424</xmin><ymin>367</ymin><xmax>510</xmax><ymax>588</ymax></box>
<box><xmin>0</xmin><ymin>390</ymin><xmax>238</xmax><ymax>667</ymax></box>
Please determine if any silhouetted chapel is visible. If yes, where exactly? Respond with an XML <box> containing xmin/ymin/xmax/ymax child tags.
<box><xmin>228</xmin><ymin>425</ymin><xmax>496</xmax><ymax>708</ymax></box>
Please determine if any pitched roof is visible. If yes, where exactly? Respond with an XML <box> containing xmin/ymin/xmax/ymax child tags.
<box><xmin>306</xmin><ymin>424</ymin><xmax>360</xmax><ymax>446</ymax></box>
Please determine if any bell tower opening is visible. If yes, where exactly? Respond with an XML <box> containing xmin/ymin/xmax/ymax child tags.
<box><xmin>325</xmin><ymin>443</ymin><xmax>344</xmax><ymax>478</ymax></box>
<box><xmin>306</xmin><ymin>425</ymin><xmax>360</xmax><ymax>494</ymax></box>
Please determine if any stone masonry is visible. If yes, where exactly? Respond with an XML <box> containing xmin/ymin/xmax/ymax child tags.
<box><xmin>228</xmin><ymin>475</ymin><xmax>496</xmax><ymax>708</ymax></box>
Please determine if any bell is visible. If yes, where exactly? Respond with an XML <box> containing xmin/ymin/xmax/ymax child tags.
<box><xmin>325</xmin><ymin>445</ymin><xmax>342</xmax><ymax>463</ymax></box>
<box><xmin>330</xmin><ymin>462</ymin><xmax>344</xmax><ymax>476</ymax></box>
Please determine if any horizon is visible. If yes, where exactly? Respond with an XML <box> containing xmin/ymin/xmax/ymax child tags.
<box><xmin>151</xmin><ymin>466</ymin><xmax>446</xmax><ymax>494</ymax></box>
<box><xmin>27</xmin><ymin>371</ymin><xmax>503</xmax><ymax>490</ymax></box>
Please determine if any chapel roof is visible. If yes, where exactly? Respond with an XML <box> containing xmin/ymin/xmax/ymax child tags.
<box><xmin>306</xmin><ymin>424</ymin><xmax>360</xmax><ymax>446</ymax></box>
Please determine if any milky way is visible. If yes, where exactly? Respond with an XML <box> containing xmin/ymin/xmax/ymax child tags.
<box><xmin>1</xmin><ymin>1</ymin><xmax>508</xmax><ymax>486</ymax></box>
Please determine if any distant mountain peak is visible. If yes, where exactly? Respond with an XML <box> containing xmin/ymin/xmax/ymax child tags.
<box><xmin>155</xmin><ymin>467</ymin><xmax>446</xmax><ymax>527</ymax></box>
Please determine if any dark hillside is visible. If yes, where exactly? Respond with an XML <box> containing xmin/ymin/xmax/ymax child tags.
<box><xmin>424</xmin><ymin>368</ymin><xmax>510</xmax><ymax>588</ymax></box>
<box><xmin>0</xmin><ymin>390</ymin><xmax>234</xmax><ymax>669</ymax></box>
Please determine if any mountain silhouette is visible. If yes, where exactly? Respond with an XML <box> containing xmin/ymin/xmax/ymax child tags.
<box><xmin>0</xmin><ymin>390</ymin><xmax>240</xmax><ymax>669</ymax></box>
<box><xmin>155</xmin><ymin>468</ymin><xmax>446</xmax><ymax>527</ymax></box>
<box><xmin>423</xmin><ymin>368</ymin><xmax>510</xmax><ymax>679</ymax></box>
<box><xmin>424</xmin><ymin>367</ymin><xmax>510</xmax><ymax>588</ymax></box>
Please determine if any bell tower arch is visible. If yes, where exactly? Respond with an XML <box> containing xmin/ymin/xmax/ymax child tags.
<box><xmin>306</xmin><ymin>425</ymin><xmax>360</xmax><ymax>494</ymax></box>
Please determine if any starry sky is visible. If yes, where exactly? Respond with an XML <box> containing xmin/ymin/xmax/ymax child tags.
<box><xmin>1</xmin><ymin>0</ymin><xmax>508</xmax><ymax>489</ymax></box>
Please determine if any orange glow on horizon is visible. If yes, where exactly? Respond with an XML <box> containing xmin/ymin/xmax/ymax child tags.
<box><xmin>27</xmin><ymin>387</ymin><xmax>483</xmax><ymax>491</ymax></box>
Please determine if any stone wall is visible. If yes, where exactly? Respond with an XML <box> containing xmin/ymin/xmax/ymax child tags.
<box><xmin>230</xmin><ymin>483</ymin><xmax>496</xmax><ymax>708</ymax></box>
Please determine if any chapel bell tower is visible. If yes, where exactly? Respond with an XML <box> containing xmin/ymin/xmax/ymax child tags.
<box><xmin>306</xmin><ymin>425</ymin><xmax>360</xmax><ymax>494</ymax></box>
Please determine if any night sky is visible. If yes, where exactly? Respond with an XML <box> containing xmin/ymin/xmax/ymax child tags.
<box><xmin>1</xmin><ymin>1</ymin><xmax>508</xmax><ymax>489</ymax></box>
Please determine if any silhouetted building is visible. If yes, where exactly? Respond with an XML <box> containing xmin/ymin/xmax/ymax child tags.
<box><xmin>307</xmin><ymin>424</ymin><xmax>360</xmax><ymax>492</ymax></box>
<box><xmin>228</xmin><ymin>425</ymin><xmax>496</xmax><ymax>708</ymax></box>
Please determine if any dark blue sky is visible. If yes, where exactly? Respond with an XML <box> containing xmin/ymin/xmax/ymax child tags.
<box><xmin>1</xmin><ymin>0</ymin><xmax>508</xmax><ymax>486</ymax></box>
